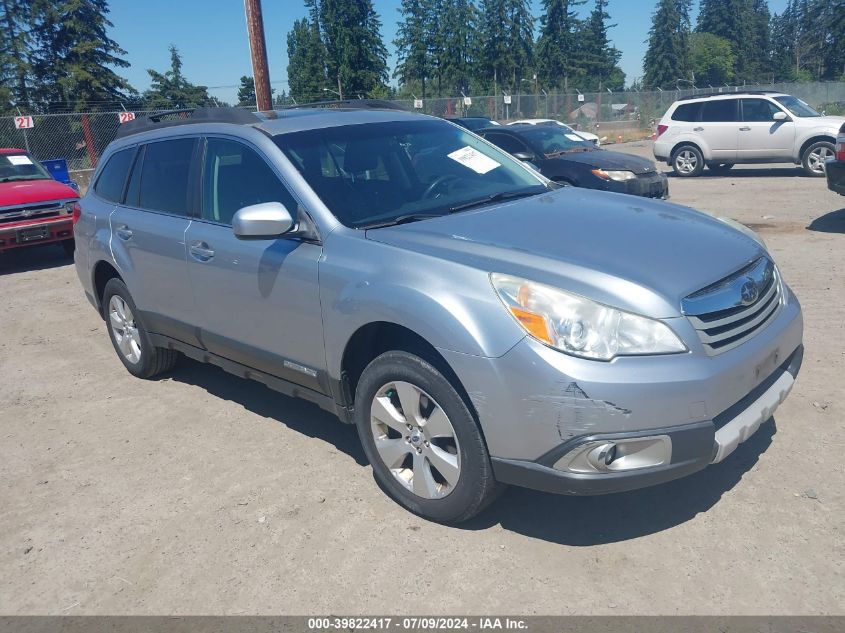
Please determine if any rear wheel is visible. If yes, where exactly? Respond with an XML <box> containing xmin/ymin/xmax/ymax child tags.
<box><xmin>707</xmin><ymin>162</ymin><xmax>734</xmax><ymax>173</ymax></box>
<box><xmin>801</xmin><ymin>141</ymin><xmax>834</xmax><ymax>177</ymax></box>
<box><xmin>102</xmin><ymin>278</ymin><xmax>178</xmax><ymax>378</ymax></box>
<box><xmin>354</xmin><ymin>350</ymin><xmax>501</xmax><ymax>524</ymax></box>
<box><xmin>672</xmin><ymin>145</ymin><xmax>704</xmax><ymax>177</ymax></box>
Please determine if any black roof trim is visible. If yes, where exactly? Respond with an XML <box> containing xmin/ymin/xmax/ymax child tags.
<box><xmin>114</xmin><ymin>107</ymin><xmax>260</xmax><ymax>139</ymax></box>
<box><xmin>279</xmin><ymin>99</ymin><xmax>409</xmax><ymax>112</ymax></box>
<box><xmin>676</xmin><ymin>90</ymin><xmax>784</xmax><ymax>102</ymax></box>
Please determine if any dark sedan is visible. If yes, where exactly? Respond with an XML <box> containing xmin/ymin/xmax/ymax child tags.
<box><xmin>827</xmin><ymin>126</ymin><xmax>845</xmax><ymax>196</ymax></box>
<box><xmin>478</xmin><ymin>124</ymin><xmax>668</xmax><ymax>199</ymax></box>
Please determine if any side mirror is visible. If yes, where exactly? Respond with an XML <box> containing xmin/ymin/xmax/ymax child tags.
<box><xmin>773</xmin><ymin>111</ymin><xmax>789</xmax><ymax>122</ymax></box>
<box><xmin>512</xmin><ymin>151</ymin><xmax>536</xmax><ymax>162</ymax></box>
<box><xmin>232</xmin><ymin>202</ymin><xmax>295</xmax><ymax>240</ymax></box>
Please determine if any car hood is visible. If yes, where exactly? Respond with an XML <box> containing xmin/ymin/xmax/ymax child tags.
<box><xmin>809</xmin><ymin>115</ymin><xmax>845</xmax><ymax>130</ymax></box>
<box><xmin>0</xmin><ymin>179</ymin><xmax>77</xmax><ymax>208</ymax></box>
<box><xmin>366</xmin><ymin>188</ymin><xmax>765</xmax><ymax>318</ymax></box>
<box><xmin>546</xmin><ymin>149</ymin><xmax>656</xmax><ymax>174</ymax></box>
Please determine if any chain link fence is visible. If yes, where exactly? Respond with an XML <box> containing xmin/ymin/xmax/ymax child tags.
<box><xmin>3</xmin><ymin>81</ymin><xmax>844</xmax><ymax>175</ymax></box>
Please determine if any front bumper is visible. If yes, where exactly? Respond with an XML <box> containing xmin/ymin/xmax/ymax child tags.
<box><xmin>0</xmin><ymin>216</ymin><xmax>74</xmax><ymax>252</ymax></box>
<box><xmin>438</xmin><ymin>288</ymin><xmax>803</xmax><ymax>495</ymax></box>
<box><xmin>826</xmin><ymin>160</ymin><xmax>845</xmax><ymax>195</ymax></box>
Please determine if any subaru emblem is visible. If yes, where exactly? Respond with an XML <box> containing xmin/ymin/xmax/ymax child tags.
<box><xmin>740</xmin><ymin>278</ymin><xmax>759</xmax><ymax>305</ymax></box>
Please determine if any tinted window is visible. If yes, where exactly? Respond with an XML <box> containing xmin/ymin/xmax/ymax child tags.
<box><xmin>124</xmin><ymin>146</ymin><xmax>144</xmax><ymax>208</ymax></box>
<box><xmin>701</xmin><ymin>99</ymin><xmax>739</xmax><ymax>122</ymax></box>
<box><xmin>201</xmin><ymin>138</ymin><xmax>297</xmax><ymax>225</ymax></box>
<box><xmin>138</xmin><ymin>138</ymin><xmax>195</xmax><ymax>215</ymax></box>
<box><xmin>276</xmin><ymin>119</ymin><xmax>545</xmax><ymax>228</ymax></box>
<box><xmin>483</xmin><ymin>133</ymin><xmax>529</xmax><ymax>154</ymax></box>
<box><xmin>672</xmin><ymin>102</ymin><xmax>702</xmax><ymax>122</ymax></box>
<box><xmin>742</xmin><ymin>99</ymin><xmax>782</xmax><ymax>122</ymax></box>
<box><xmin>94</xmin><ymin>148</ymin><xmax>135</xmax><ymax>203</ymax></box>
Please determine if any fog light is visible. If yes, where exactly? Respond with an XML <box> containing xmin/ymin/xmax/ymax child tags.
<box><xmin>555</xmin><ymin>435</ymin><xmax>672</xmax><ymax>473</ymax></box>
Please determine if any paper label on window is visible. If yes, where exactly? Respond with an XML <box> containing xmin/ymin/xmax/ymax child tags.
<box><xmin>7</xmin><ymin>155</ymin><xmax>32</xmax><ymax>165</ymax></box>
<box><xmin>447</xmin><ymin>146</ymin><xmax>500</xmax><ymax>174</ymax></box>
<box><xmin>565</xmin><ymin>133</ymin><xmax>583</xmax><ymax>142</ymax></box>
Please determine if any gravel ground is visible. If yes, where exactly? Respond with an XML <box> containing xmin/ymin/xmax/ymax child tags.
<box><xmin>1</xmin><ymin>142</ymin><xmax>843</xmax><ymax>615</ymax></box>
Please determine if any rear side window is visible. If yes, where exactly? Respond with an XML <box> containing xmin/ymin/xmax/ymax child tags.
<box><xmin>483</xmin><ymin>133</ymin><xmax>529</xmax><ymax>154</ymax></box>
<box><xmin>701</xmin><ymin>99</ymin><xmax>739</xmax><ymax>122</ymax></box>
<box><xmin>671</xmin><ymin>102</ymin><xmax>702</xmax><ymax>122</ymax></box>
<box><xmin>94</xmin><ymin>148</ymin><xmax>135</xmax><ymax>203</ymax></box>
<box><xmin>137</xmin><ymin>138</ymin><xmax>195</xmax><ymax>215</ymax></box>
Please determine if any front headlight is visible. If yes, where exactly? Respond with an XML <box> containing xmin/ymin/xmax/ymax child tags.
<box><xmin>591</xmin><ymin>169</ymin><xmax>636</xmax><ymax>182</ymax></box>
<box><xmin>490</xmin><ymin>274</ymin><xmax>687</xmax><ymax>360</ymax></box>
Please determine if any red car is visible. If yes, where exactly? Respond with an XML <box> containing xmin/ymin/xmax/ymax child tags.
<box><xmin>0</xmin><ymin>148</ymin><xmax>80</xmax><ymax>255</ymax></box>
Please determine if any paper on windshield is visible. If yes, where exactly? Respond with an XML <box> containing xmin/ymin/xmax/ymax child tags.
<box><xmin>565</xmin><ymin>134</ymin><xmax>583</xmax><ymax>142</ymax></box>
<box><xmin>7</xmin><ymin>155</ymin><xmax>32</xmax><ymax>166</ymax></box>
<box><xmin>447</xmin><ymin>146</ymin><xmax>500</xmax><ymax>174</ymax></box>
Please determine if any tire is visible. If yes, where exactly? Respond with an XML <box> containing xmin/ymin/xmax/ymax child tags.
<box><xmin>671</xmin><ymin>145</ymin><xmax>705</xmax><ymax>177</ymax></box>
<box><xmin>707</xmin><ymin>162</ymin><xmax>734</xmax><ymax>173</ymax></box>
<box><xmin>102</xmin><ymin>278</ymin><xmax>178</xmax><ymax>379</ymax></box>
<box><xmin>801</xmin><ymin>140</ymin><xmax>835</xmax><ymax>177</ymax></box>
<box><xmin>354</xmin><ymin>350</ymin><xmax>502</xmax><ymax>524</ymax></box>
<box><xmin>61</xmin><ymin>239</ymin><xmax>75</xmax><ymax>257</ymax></box>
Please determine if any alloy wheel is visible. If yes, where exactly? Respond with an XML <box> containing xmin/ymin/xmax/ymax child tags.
<box><xmin>108</xmin><ymin>295</ymin><xmax>142</xmax><ymax>364</ymax></box>
<box><xmin>369</xmin><ymin>380</ymin><xmax>461</xmax><ymax>499</ymax></box>
<box><xmin>807</xmin><ymin>146</ymin><xmax>833</xmax><ymax>175</ymax></box>
<box><xmin>675</xmin><ymin>150</ymin><xmax>698</xmax><ymax>174</ymax></box>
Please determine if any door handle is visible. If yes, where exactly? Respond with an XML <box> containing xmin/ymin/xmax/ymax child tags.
<box><xmin>739</xmin><ymin>126</ymin><xmax>752</xmax><ymax>131</ymax></box>
<box><xmin>693</xmin><ymin>127</ymin><xmax>704</xmax><ymax>132</ymax></box>
<box><xmin>115</xmin><ymin>225</ymin><xmax>133</xmax><ymax>240</ymax></box>
<box><xmin>189</xmin><ymin>241</ymin><xmax>215</xmax><ymax>261</ymax></box>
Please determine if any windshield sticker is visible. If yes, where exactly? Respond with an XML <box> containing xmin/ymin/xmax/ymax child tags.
<box><xmin>447</xmin><ymin>146</ymin><xmax>500</xmax><ymax>174</ymax></box>
<box><xmin>7</xmin><ymin>155</ymin><xmax>33</xmax><ymax>166</ymax></box>
<box><xmin>565</xmin><ymin>134</ymin><xmax>584</xmax><ymax>142</ymax></box>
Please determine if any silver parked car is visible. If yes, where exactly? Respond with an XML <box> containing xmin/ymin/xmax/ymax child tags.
<box><xmin>74</xmin><ymin>105</ymin><xmax>803</xmax><ymax>523</ymax></box>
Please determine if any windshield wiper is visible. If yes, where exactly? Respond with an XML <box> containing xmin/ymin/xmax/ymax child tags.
<box><xmin>448</xmin><ymin>188</ymin><xmax>545</xmax><ymax>213</ymax></box>
<box><xmin>361</xmin><ymin>213</ymin><xmax>445</xmax><ymax>230</ymax></box>
<box><xmin>0</xmin><ymin>176</ymin><xmax>46</xmax><ymax>183</ymax></box>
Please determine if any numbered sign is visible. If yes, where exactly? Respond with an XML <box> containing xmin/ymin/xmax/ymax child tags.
<box><xmin>413</xmin><ymin>99</ymin><xmax>423</xmax><ymax>109</ymax></box>
<box><xmin>463</xmin><ymin>96</ymin><xmax>472</xmax><ymax>106</ymax></box>
<box><xmin>503</xmin><ymin>95</ymin><xmax>512</xmax><ymax>105</ymax></box>
<box><xmin>577</xmin><ymin>94</ymin><xmax>585</xmax><ymax>102</ymax></box>
<box><xmin>14</xmin><ymin>116</ymin><xmax>34</xmax><ymax>129</ymax></box>
<box><xmin>118</xmin><ymin>112</ymin><xmax>136</xmax><ymax>123</ymax></box>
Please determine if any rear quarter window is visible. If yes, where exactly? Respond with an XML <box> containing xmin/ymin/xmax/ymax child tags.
<box><xmin>671</xmin><ymin>102</ymin><xmax>702</xmax><ymax>122</ymax></box>
<box><xmin>93</xmin><ymin>148</ymin><xmax>136</xmax><ymax>203</ymax></box>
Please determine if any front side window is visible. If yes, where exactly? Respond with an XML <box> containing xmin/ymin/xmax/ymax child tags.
<box><xmin>275</xmin><ymin>119</ymin><xmax>546</xmax><ymax>228</ymax></box>
<box><xmin>773</xmin><ymin>95</ymin><xmax>820</xmax><ymax>118</ymax></box>
<box><xmin>137</xmin><ymin>138</ymin><xmax>195</xmax><ymax>215</ymax></box>
<box><xmin>483</xmin><ymin>132</ymin><xmax>530</xmax><ymax>154</ymax></box>
<box><xmin>94</xmin><ymin>147</ymin><xmax>135</xmax><ymax>203</ymax></box>
<box><xmin>201</xmin><ymin>138</ymin><xmax>297</xmax><ymax>225</ymax></box>
<box><xmin>701</xmin><ymin>99</ymin><xmax>739</xmax><ymax>122</ymax></box>
<box><xmin>0</xmin><ymin>152</ymin><xmax>52</xmax><ymax>184</ymax></box>
<box><xmin>742</xmin><ymin>99</ymin><xmax>783</xmax><ymax>122</ymax></box>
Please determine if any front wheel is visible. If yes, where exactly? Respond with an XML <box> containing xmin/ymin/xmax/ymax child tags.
<box><xmin>802</xmin><ymin>141</ymin><xmax>834</xmax><ymax>177</ymax></box>
<box><xmin>354</xmin><ymin>351</ymin><xmax>501</xmax><ymax>523</ymax></box>
<box><xmin>672</xmin><ymin>145</ymin><xmax>704</xmax><ymax>177</ymax></box>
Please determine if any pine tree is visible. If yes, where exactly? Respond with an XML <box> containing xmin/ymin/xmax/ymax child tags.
<box><xmin>477</xmin><ymin>0</ymin><xmax>510</xmax><ymax>91</ymax></box>
<box><xmin>0</xmin><ymin>0</ymin><xmax>32</xmax><ymax>107</ymax></box>
<box><xmin>577</xmin><ymin>0</ymin><xmax>623</xmax><ymax>90</ymax></box>
<box><xmin>439</xmin><ymin>0</ymin><xmax>478</xmax><ymax>95</ymax></box>
<box><xmin>697</xmin><ymin>0</ymin><xmax>765</xmax><ymax>81</ymax></box>
<box><xmin>748</xmin><ymin>0</ymin><xmax>771</xmax><ymax>81</ymax></box>
<box><xmin>286</xmin><ymin>15</ymin><xmax>326</xmax><ymax>101</ymax></box>
<box><xmin>505</xmin><ymin>0</ymin><xmax>534</xmax><ymax>92</ymax></box>
<box><xmin>535</xmin><ymin>0</ymin><xmax>584</xmax><ymax>90</ymax></box>
<box><xmin>643</xmin><ymin>0</ymin><xmax>692</xmax><ymax>89</ymax></box>
<box><xmin>394</xmin><ymin>0</ymin><xmax>433</xmax><ymax>97</ymax></box>
<box><xmin>143</xmin><ymin>46</ymin><xmax>212</xmax><ymax>109</ymax></box>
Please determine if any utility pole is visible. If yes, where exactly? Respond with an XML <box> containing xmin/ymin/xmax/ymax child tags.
<box><xmin>244</xmin><ymin>0</ymin><xmax>272</xmax><ymax>112</ymax></box>
<box><xmin>337</xmin><ymin>73</ymin><xmax>343</xmax><ymax>100</ymax></box>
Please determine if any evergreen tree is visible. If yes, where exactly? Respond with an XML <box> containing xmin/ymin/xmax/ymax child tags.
<box><xmin>696</xmin><ymin>0</ymin><xmax>756</xmax><ymax>81</ymax></box>
<box><xmin>29</xmin><ymin>0</ymin><xmax>134</xmax><ymax>111</ymax></box>
<box><xmin>748</xmin><ymin>0</ymin><xmax>771</xmax><ymax>81</ymax></box>
<box><xmin>286</xmin><ymin>7</ymin><xmax>327</xmax><ymax>102</ymax></box>
<box><xmin>0</xmin><ymin>0</ymin><xmax>32</xmax><ymax>107</ymax></box>
<box><xmin>577</xmin><ymin>0</ymin><xmax>623</xmax><ymax>90</ymax></box>
<box><xmin>318</xmin><ymin>0</ymin><xmax>388</xmax><ymax>97</ymax></box>
<box><xmin>143</xmin><ymin>46</ymin><xmax>212</xmax><ymax>109</ymax></box>
<box><xmin>439</xmin><ymin>0</ymin><xmax>478</xmax><ymax>95</ymax></box>
<box><xmin>535</xmin><ymin>0</ymin><xmax>584</xmax><ymax>90</ymax></box>
<box><xmin>394</xmin><ymin>0</ymin><xmax>433</xmax><ymax>97</ymax></box>
<box><xmin>237</xmin><ymin>76</ymin><xmax>255</xmax><ymax>105</ymax></box>
<box><xmin>477</xmin><ymin>0</ymin><xmax>510</xmax><ymax>91</ymax></box>
<box><xmin>643</xmin><ymin>0</ymin><xmax>692</xmax><ymax>89</ymax></box>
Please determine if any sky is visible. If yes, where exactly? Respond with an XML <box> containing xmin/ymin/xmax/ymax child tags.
<box><xmin>107</xmin><ymin>0</ymin><xmax>790</xmax><ymax>104</ymax></box>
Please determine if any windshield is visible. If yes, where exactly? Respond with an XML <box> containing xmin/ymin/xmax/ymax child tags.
<box><xmin>515</xmin><ymin>126</ymin><xmax>596</xmax><ymax>156</ymax></box>
<box><xmin>0</xmin><ymin>153</ymin><xmax>51</xmax><ymax>183</ymax></box>
<box><xmin>275</xmin><ymin>119</ymin><xmax>547</xmax><ymax>228</ymax></box>
<box><xmin>774</xmin><ymin>95</ymin><xmax>821</xmax><ymax>118</ymax></box>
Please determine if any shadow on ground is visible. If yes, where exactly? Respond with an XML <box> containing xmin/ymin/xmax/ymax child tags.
<box><xmin>166</xmin><ymin>356</ymin><xmax>774</xmax><ymax>544</ymax></box>
<box><xmin>664</xmin><ymin>166</ymin><xmax>809</xmax><ymax>178</ymax></box>
<box><xmin>0</xmin><ymin>242</ymin><xmax>73</xmax><ymax>275</ymax></box>
<box><xmin>807</xmin><ymin>208</ymin><xmax>845</xmax><ymax>233</ymax></box>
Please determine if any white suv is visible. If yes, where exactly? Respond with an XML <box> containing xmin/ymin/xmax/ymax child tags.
<box><xmin>653</xmin><ymin>92</ymin><xmax>845</xmax><ymax>177</ymax></box>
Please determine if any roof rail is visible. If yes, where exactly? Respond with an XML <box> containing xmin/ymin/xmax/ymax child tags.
<box><xmin>279</xmin><ymin>98</ymin><xmax>409</xmax><ymax>112</ymax></box>
<box><xmin>676</xmin><ymin>90</ymin><xmax>784</xmax><ymax>101</ymax></box>
<box><xmin>114</xmin><ymin>107</ymin><xmax>260</xmax><ymax>139</ymax></box>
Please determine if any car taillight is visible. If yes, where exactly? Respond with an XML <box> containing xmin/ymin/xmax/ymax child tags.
<box><xmin>71</xmin><ymin>202</ymin><xmax>82</xmax><ymax>225</ymax></box>
<box><xmin>836</xmin><ymin>140</ymin><xmax>845</xmax><ymax>162</ymax></box>
<box><xmin>657</xmin><ymin>124</ymin><xmax>668</xmax><ymax>137</ymax></box>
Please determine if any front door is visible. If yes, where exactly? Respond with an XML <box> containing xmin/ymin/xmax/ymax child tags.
<box><xmin>184</xmin><ymin>136</ymin><xmax>326</xmax><ymax>391</ymax></box>
<box><xmin>738</xmin><ymin>98</ymin><xmax>796</xmax><ymax>160</ymax></box>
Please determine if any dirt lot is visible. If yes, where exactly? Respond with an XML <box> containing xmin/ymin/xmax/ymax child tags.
<box><xmin>1</xmin><ymin>143</ymin><xmax>843</xmax><ymax>615</ymax></box>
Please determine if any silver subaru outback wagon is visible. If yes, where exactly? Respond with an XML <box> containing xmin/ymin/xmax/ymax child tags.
<box><xmin>74</xmin><ymin>105</ymin><xmax>803</xmax><ymax>523</ymax></box>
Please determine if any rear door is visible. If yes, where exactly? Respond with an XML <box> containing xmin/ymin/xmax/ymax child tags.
<box><xmin>184</xmin><ymin>136</ymin><xmax>326</xmax><ymax>391</ymax></box>
<box><xmin>698</xmin><ymin>99</ymin><xmax>740</xmax><ymax>161</ymax></box>
<box><xmin>738</xmin><ymin>98</ymin><xmax>795</xmax><ymax>160</ymax></box>
<box><xmin>109</xmin><ymin>137</ymin><xmax>199</xmax><ymax>346</ymax></box>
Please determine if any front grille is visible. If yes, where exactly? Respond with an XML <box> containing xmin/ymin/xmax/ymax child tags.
<box><xmin>0</xmin><ymin>201</ymin><xmax>65</xmax><ymax>224</ymax></box>
<box><xmin>682</xmin><ymin>257</ymin><xmax>782</xmax><ymax>355</ymax></box>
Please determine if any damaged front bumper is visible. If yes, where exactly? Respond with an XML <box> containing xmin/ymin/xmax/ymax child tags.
<box><xmin>437</xmin><ymin>290</ymin><xmax>803</xmax><ymax>495</ymax></box>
